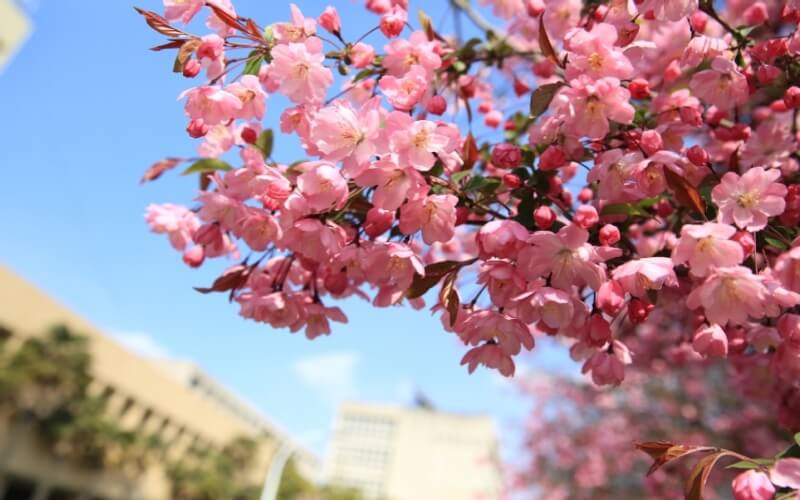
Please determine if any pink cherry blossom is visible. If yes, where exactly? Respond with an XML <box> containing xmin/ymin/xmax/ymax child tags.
<box><xmin>581</xmin><ymin>340</ymin><xmax>632</xmax><ymax>386</ymax></box>
<box><xmin>296</xmin><ymin>162</ymin><xmax>349</xmax><ymax>212</ymax></box>
<box><xmin>639</xmin><ymin>0</ymin><xmax>698</xmax><ymax>21</ymax></box>
<box><xmin>459</xmin><ymin>309</ymin><xmax>535</xmax><ymax>357</ymax></box>
<box><xmin>163</xmin><ymin>0</ymin><xmax>203</xmax><ymax>23</ymax></box>
<box><xmin>387</xmin><ymin>112</ymin><xmax>454</xmax><ymax>171</ymax></box>
<box><xmin>274</xmin><ymin>4</ymin><xmax>316</xmax><ymax>43</ymax></box>
<box><xmin>355</xmin><ymin>156</ymin><xmax>428</xmax><ymax>211</ymax></box>
<box><xmin>687</xmin><ymin>266</ymin><xmax>768</xmax><ymax>325</ymax></box>
<box><xmin>145</xmin><ymin>203</ymin><xmax>200</xmax><ymax>251</ymax></box>
<box><xmin>731</xmin><ymin>470</ymin><xmax>775</xmax><ymax>500</ymax></box>
<box><xmin>692</xmin><ymin>324</ymin><xmax>728</xmax><ymax>358</ymax></box>
<box><xmin>302</xmin><ymin>302</ymin><xmax>348</xmax><ymax>339</ymax></box>
<box><xmin>181</xmin><ymin>85</ymin><xmax>242</xmax><ymax>126</ymax></box>
<box><xmin>225</xmin><ymin>75</ymin><xmax>267</xmax><ymax>121</ymax></box>
<box><xmin>399</xmin><ymin>194</ymin><xmax>458</xmax><ymax>244</ymax></box>
<box><xmin>460</xmin><ymin>343</ymin><xmax>516</xmax><ymax>377</ymax></box>
<box><xmin>269</xmin><ymin>38</ymin><xmax>332</xmax><ymax>104</ymax></box>
<box><xmin>310</xmin><ymin>97</ymin><xmax>382</xmax><ymax>170</ymax></box>
<box><xmin>476</xmin><ymin>220</ymin><xmax>530</xmax><ymax>259</ymax></box>
<box><xmin>564</xmin><ymin>23</ymin><xmax>634</xmax><ymax>80</ymax></box>
<box><xmin>382</xmin><ymin>31</ymin><xmax>442</xmax><ymax>76</ymax></box>
<box><xmin>514</xmin><ymin>287</ymin><xmax>576</xmax><ymax>331</ymax></box>
<box><xmin>379</xmin><ymin>65</ymin><xmax>428</xmax><ymax>111</ymax></box>
<box><xmin>519</xmin><ymin>224</ymin><xmax>622</xmax><ymax>290</ymax></box>
<box><xmin>672</xmin><ymin>223</ymin><xmax>744</xmax><ymax>277</ymax></box>
<box><xmin>711</xmin><ymin>167</ymin><xmax>787</xmax><ymax>231</ymax></box>
<box><xmin>555</xmin><ymin>76</ymin><xmax>635</xmax><ymax>139</ymax></box>
<box><xmin>612</xmin><ymin>257</ymin><xmax>678</xmax><ymax>298</ymax></box>
<box><xmin>689</xmin><ymin>57</ymin><xmax>749</xmax><ymax>110</ymax></box>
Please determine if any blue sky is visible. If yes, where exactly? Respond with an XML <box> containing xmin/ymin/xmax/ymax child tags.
<box><xmin>0</xmin><ymin>0</ymin><xmax>576</xmax><ymax>460</ymax></box>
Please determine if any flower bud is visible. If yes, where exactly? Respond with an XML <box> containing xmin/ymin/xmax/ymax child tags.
<box><xmin>318</xmin><ymin>6</ymin><xmax>341</xmax><ymax>35</ymax></box>
<box><xmin>534</xmin><ymin>206</ymin><xmax>556</xmax><ymax>229</ymax></box>
<box><xmin>599</xmin><ymin>224</ymin><xmax>621</xmax><ymax>246</ymax></box>
<box><xmin>689</xmin><ymin>11</ymin><xmax>708</xmax><ymax>32</ymax></box>
<box><xmin>364</xmin><ymin>207</ymin><xmax>394</xmax><ymax>238</ymax></box>
<box><xmin>182</xmin><ymin>58</ymin><xmax>201</xmax><ymax>78</ymax></box>
<box><xmin>187</xmin><ymin>118</ymin><xmax>209</xmax><ymax>138</ymax></box>
<box><xmin>427</xmin><ymin>95</ymin><xmax>447</xmax><ymax>115</ymax></box>
<box><xmin>785</xmin><ymin>86</ymin><xmax>800</xmax><ymax>109</ymax></box>
<box><xmin>578</xmin><ymin>188</ymin><xmax>593</xmax><ymax>203</ymax></box>
<box><xmin>241</xmin><ymin>126</ymin><xmax>258</xmax><ymax>144</ymax></box>
<box><xmin>692</xmin><ymin>324</ymin><xmax>728</xmax><ymax>358</ymax></box>
<box><xmin>629</xmin><ymin>78</ymin><xmax>651</xmax><ymax>99</ymax></box>
<box><xmin>743</xmin><ymin>2</ymin><xmax>768</xmax><ymax>25</ymax></box>
<box><xmin>732</xmin><ymin>231</ymin><xmax>756</xmax><ymax>256</ymax></box>
<box><xmin>616</xmin><ymin>22</ymin><xmax>639</xmax><ymax>47</ymax></box>
<box><xmin>350</xmin><ymin>42</ymin><xmax>375</xmax><ymax>68</ymax></box>
<box><xmin>574</xmin><ymin>205</ymin><xmax>599</xmax><ymax>229</ymax></box>
<box><xmin>182</xmin><ymin>246</ymin><xmax>205</xmax><ymax>268</ymax></box>
<box><xmin>492</xmin><ymin>143</ymin><xmax>522</xmax><ymax>168</ymax></box>
<box><xmin>686</xmin><ymin>145</ymin><xmax>708</xmax><ymax>166</ymax></box>
<box><xmin>525</xmin><ymin>0</ymin><xmax>544</xmax><ymax>17</ymax></box>
<box><xmin>640</xmin><ymin>130</ymin><xmax>663</xmax><ymax>155</ymax></box>
<box><xmin>380</xmin><ymin>6</ymin><xmax>407</xmax><ymax>38</ymax></box>
<box><xmin>502</xmin><ymin>173</ymin><xmax>522</xmax><ymax>188</ymax></box>
<box><xmin>539</xmin><ymin>145</ymin><xmax>567</xmax><ymax>171</ymax></box>
<box><xmin>628</xmin><ymin>298</ymin><xmax>654</xmax><ymax>324</ymax></box>
<box><xmin>731</xmin><ymin>470</ymin><xmax>775</xmax><ymax>500</ymax></box>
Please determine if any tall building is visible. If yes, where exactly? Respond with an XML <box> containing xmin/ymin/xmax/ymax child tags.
<box><xmin>0</xmin><ymin>266</ymin><xmax>318</xmax><ymax>500</ymax></box>
<box><xmin>324</xmin><ymin>401</ymin><xmax>504</xmax><ymax>500</ymax></box>
<box><xmin>0</xmin><ymin>0</ymin><xmax>31</xmax><ymax>73</ymax></box>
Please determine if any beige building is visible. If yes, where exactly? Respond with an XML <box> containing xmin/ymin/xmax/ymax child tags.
<box><xmin>0</xmin><ymin>0</ymin><xmax>31</xmax><ymax>72</ymax></box>
<box><xmin>324</xmin><ymin>402</ymin><xmax>504</xmax><ymax>500</ymax></box>
<box><xmin>0</xmin><ymin>266</ymin><xmax>318</xmax><ymax>500</ymax></box>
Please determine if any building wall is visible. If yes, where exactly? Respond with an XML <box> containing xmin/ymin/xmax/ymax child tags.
<box><xmin>0</xmin><ymin>266</ymin><xmax>318</xmax><ymax>499</ymax></box>
<box><xmin>324</xmin><ymin>402</ymin><xmax>504</xmax><ymax>500</ymax></box>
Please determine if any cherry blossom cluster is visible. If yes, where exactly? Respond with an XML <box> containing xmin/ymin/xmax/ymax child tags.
<box><xmin>140</xmin><ymin>0</ymin><xmax>800</xmax><ymax>403</ymax></box>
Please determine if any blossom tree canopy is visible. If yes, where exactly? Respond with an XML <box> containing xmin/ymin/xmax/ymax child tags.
<box><xmin>138</xmin><ymin>0</ymin><xmax>800</xmax><ymax>496</ymax></box>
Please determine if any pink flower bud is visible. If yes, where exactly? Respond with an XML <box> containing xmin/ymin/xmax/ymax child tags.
<box><xmin>731</xmin><ymin>470</ymin><xmax>775</xmax><ymax>500</ymax></box>
<box><xmin>547</xmin><ymin>175</ymin><xmax>563</xmax><ymax>196</ymax></box>
<box><xmin>743</xmin><ymin>2</ymin><xmax>769</xmax><ymax>25</ymax></box>
<box><xmin>578</xmin><ymin>188</ymin><xmax>593</xmax><ymax>203</ymax></box>
<box><xmin>503</xmin><ymin>174</ymin><xmax>522</xmax><ymax>188</ymax></box>
<box><xmin>459</xmin><ymin>75</ymin><xmax>477</xmax><ymax>98</ymax></box>
<box><xmin>525</xmin><ymin>0</ymin><xmax>544</xmax><ymax>17</ymax></box>
<box><xmin>574</xmin><ymin>205</ymin><xmax>599</xmax><ymax>229</ymax></box>
<box><xmin>732</xmin><ymin>230</ymin><xmax>756</xmax><ymax>256</ymax></box>
<box><xmin>629</xmin><ymin>78</ymin><xmax>651</xmax><ymax>99</ymax></box>
<box><xmin>534</xmin><ymin>206</ymin><xmax>556</xmax><ymax>229</ymax></box>
<box><xmin>599</xmin><ymin>224</ymin><xmax>621</xmax><ymax>246</ymax></box>
<box><xmin>187</xmin><ymin>118</ymin><xmax>209</xmax><ymax>138</ymax></box>
<box><xmin>324</xmin><ymin>270</ymin><xmax>348</xmax><ymax>295</ymax></box>
<box><xmin>349</xmin><ymin>43</ymin><xmax>375</xmax><ymax>69</ymax></box>
<box><xmin>182</xmin><ymin>246</ymin><xmax>205</xmax><ymax>268</ymax></box>
<box><xmin>455</xmin><ymin>206</ymin><xmax>470</xmax><ymax>226</ymax></box>
<box><xmin>628</xmin><ymin>298</ymin><xmax>654</xmax><ymax>324</ymax></box>
<box><xmin>692</xmin><ymin>324</ymin><xmax>728</xmax><ymax>358</ymax></box>
<box><xmin>492</xmin><ymin>143</ymin><xmax>522</xmax><ymax>168</ymax></box>
<box><xmin>366</xmin><ymin>0</ymin><xmax>391</xmax><ymax>14</ymax></box>
<box><xmin>690</xmin><ymin>11</ymin><xmax>708</xmax><ymax>32</ymax></box>
<box><xmin>784</xmin><ymin>86</ymin><xmax>800</xmax><ymax>109</ymax></box>
<box><xmin>484</xmin><ymin>110</ymin><xmax>503</xmax><ymax>128</ymax></box>
<box><xmin>687</xmin><ymin>144</ymin><xmax>709</xmax><ymax>166</ymax></box>
<box><xmin>756</xmin><ymin>64</ymin><xmax>781</xmax><ymax>85</ymax></box>
<box><xmin>513</xmin><ymin>78</ymin><xmax>530</xmax><ymax>96</ymax></box>
<box><xmin>380</xmin><ymin>6</ymin><xmax>407</xmax><ymax>38</ymax></box>
<box><xmin>640</xmin><ymin>130</ymin><xmax>663</xmax><ymax>155</ymax></box>
<box><xmin>655</xmin><ymin>199</ymin><xmax>674</xmax><ymax>217</ymax></box>
<box><xmin>182</xmin><ymin>58</ymin><xmax>201</xmax><ymax>78</ymax></box>
<box><xmin>663</xmin><ymin>59</ymin><xmax>682</xmax><ymax>83</ymax></box>
<box><xmin>427</xmin><ymin>95</ymin><xmax>447</xmax><ymax>115</ymax></box>
<box><xmin>477</xmin><ymin>101</ymin><xmax>492</xmax><ymax>114</ymax></box>
<box><xmin>364</xmin><ymin>207</ymin><xmax>394</xmax><ymax>238</ymax></box>
<box><xmin>539</xmin><ymin>145</ymin><xmax>567</xmax><ymax>171</ymax></box>
<box><xmin>770</xmin><ymin>98</ymin><xmax>789</xmax><ymax>113</ymax></box>
<box><xmin>532</xmin><ymin>60</ymin><xmax>555</xmax><ymax>78</ymax></box>
<box><xmin>241</xmin><ymin>126</ymin><xmax>258</xmax><ymax>144</ymax></box>
<box><xmin>597</xmin><ymin>280</ymin><xmax>625</xmax><ymax>316</ymax></box>
<box><xmin>318</xmin><ymin>6</ymin><xmax>341</xmax><ymax>35</ymax></box>
<box><xmin>586</xmin><ymin>314</ymin><xmax>612</xmax><ymax>346</ymax></box>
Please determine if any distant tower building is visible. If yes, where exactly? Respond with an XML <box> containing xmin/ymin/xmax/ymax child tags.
<box><xmin>0</xmin><ymin>0</ymin><xmax>31</xmax><ymax>73</ymax></box>
<box><xmin>324</xmin><ymin>401</ymin><xmax>504</xmax><ymax>500</ymax></box>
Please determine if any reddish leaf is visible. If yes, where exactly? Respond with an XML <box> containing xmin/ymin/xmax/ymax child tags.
<box><xmin>664</xmin><ymin>167</ymin><xmax>706</xmax><ymax>217</ymax></box>
<box><xmin>685</xmin><ymin>452</ymin><xmax>734</xmax><ymax>500</ymax></box>
<box><xmin>538</xmin><ymin>14</ymin><xmax>562</xmax><ymax>68</ymax></box>
<box><xmin>134</xmin><ymin>7</ymin><xmax>188</xmax><ymax>38</ymax></box>
<box><xmin>140</xmin><ymin>158</ymin><xmax>182</xmax><ymax>184</ymax></box>
<box><xmin>173</xmin><ymin>38</ymin><xmax>201</xmax><ymax>73</ymax></box>
<box><xmin>407</xmin><ymin>259</ymin><xmax>476</xmax><ymax>299</ymax></box>
<box><xmin>529</xmin><ymin>82</ymin><xmax>564</xmax><ymax>120</ymax></box>
<box><xmin>150</xmin><ymin>39</ymin><xmax>186</xmax><ymax>51</ymax></box>
<box><xmin>194</xmin><ymin>265</ymin><xmax>250</xmax><ymax>294</ymax></box>
<box><xmin>246</xmin><ymin>18</ymin><xmax>262</xmax><ymax>39</ymax></box>
<box><xmin>439</xmin><ymin>272</ymin><xmax>461</xmax><ymax>327</ymax></box>
<box><xmin>635</xmin><ymin>442</ymin><xmax>711</xmax><ymax>476</ymax></box>
<box><xmin>463</xmin><ymin>133</ymin><xmax>480</xmax><ymax>171</ymax></box>
<box><xmin>206</xmin><ymin>2</ymin><xmax>245</xmax><ymax>32</ymax></box>
<box><xmin>199</xmin><ymin>171</ymin><xmax>214</xmax><ymax>191</ymax></box>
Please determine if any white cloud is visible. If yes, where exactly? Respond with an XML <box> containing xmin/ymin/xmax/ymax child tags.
<box><xmin>293</xmin><ymin>352</ymin><xmax>359</xmax><ymax>404</ymax></box>
<box><xmin>113</xmin><ymin>331</ymin><xmax>171</xmax><ymax>359</ymax></box>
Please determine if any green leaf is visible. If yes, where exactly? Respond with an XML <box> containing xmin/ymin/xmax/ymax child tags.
<box><xmin>602</xmin><ymin>203</ymin><xmax>647</xmax><ymax>217</ymax></box>
<box><xmin>463</xmin><ymin>175</ymin><xmax>501</xmax><ymax>193</ymax></box>
<box><xmin>181</xmin><ymin>158</ymin><xmax>233</xmax><ymax>175</ymax></box>
<box><xmin>795</xmin><ymin>432</ymin><xmax>800</xmax><ymax>447</ymax></box>
<box><xmin>352</xmin><ymin>68</ymin><xmax>373</xmax><ymax>83</ymax></box>
<box><xmin>450</xmin><ymin>170</ymin><xmax>472</xmax><ymax>184</ymax></box>
<box><xmin>765</xmin><ymin>236</ymin><xmax>789</xmax><ymax>250</ymax></box>
<box><xmin>726</xmin><ymin>458</ymin><xmax>774</xmax><ymax>470</ymax></box>
<box><xmin>243</xmin><ymin>50</ymin><xmax>263</xmax><ymax>75</ymax></box>
<box><xmin>254</xmin><ymin>129</ymin><xmax>274</xmax><ymax>159</ymax></box>
<box><xmin>529</xmin><ymin>82</ymin><xmax>564</xmax><ymax>120</ymax></box>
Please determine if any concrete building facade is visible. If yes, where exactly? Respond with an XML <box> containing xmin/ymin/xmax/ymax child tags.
<box><xmin>324</xmin><ymin>402</ymin><xmax>504</xmax><ymax>500</ymax></box>
<box><xmin>0</xmin><ymin>266</ymin><xmax>318</xmax><ymax>500</ymax></box>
